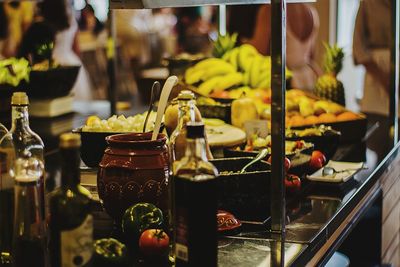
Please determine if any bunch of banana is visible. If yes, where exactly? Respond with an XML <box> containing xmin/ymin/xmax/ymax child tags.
<box><xmin>184</xmin><ymin>41</ymin><xmax>293</xmax><ymax>96</ymax></box>
<box><xmin>185</xmin><ymin>58</ymin><xmax>243</xmax><ymax>95</ymax></box>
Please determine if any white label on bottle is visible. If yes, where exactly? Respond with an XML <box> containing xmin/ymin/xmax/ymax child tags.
<box><xmin>61</xmin><ymin>215</ymin><xmax>93</xmax><ymax>267</ymax></box>
<box><xmin>176</xmin><ymin>243</ymin><xmax>189</xmax><ymax>262</ymax></box>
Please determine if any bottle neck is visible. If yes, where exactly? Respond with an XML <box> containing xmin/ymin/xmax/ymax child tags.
<box><xmin>184</xmin><ymin>137</ymin><xmax>208</xmax><ymax>162</ymax></box>
<box><xmin>60</xmin><ymin>147</ymin><xmax>81</xmax><ymax>187</ymax></box>
<box><xmin>11</xmin><ymin>105</ymin><xmax>30</xmax><ymax>132</ymax></box>
<box><xmin>176</xmin><ymin>99</ymin><xmax>196</xmax><ymax>131</ymax></box>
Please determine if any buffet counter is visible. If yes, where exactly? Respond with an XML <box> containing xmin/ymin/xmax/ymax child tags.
<box><xmin>37</xmin><ymin>103</ymin><xmax>395</xmax><ymax>266</ymax></box>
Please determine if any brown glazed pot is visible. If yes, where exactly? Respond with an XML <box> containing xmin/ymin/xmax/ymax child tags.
<box><xmin>97</xmin><ymin>132</ymin><xmax>169</xmax><ymax>222</ymax></box>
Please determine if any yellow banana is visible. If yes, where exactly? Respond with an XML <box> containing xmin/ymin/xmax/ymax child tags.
<box><xmin>222</xmin><ymin>50</ymin><xmax>232</xmax><ymax>61</ymax></box>
<box><xmin>202</xmin><ymin>61</ymin><xmax>235</xmax><ymax>80</ymax></box>
<box><xmin>185</xmin><ymin>69</ymin><xmax>205</xmax><ymax>85</ymax></box>
<box><xmin>193</xmin><ymin>58</ymin><xmax>226</xmax><ymax>71</ymax></box>
<box><xmin>214</xmin><ymin>72</ymin><xmax>244</xmax><ymax>92</ymax></box>
<box><xmin>228</xmin><ymin>47</ymin><xmax>240</xmax><ymax>70</ymax></box>
<box><xmin>250</xmin><ymin>56</ymin><xmax>262</xmax><ymax>88</ymax></box>
<box><xmin>243</xmin><ymin>68</ymin><xmax>251</xmax><ymax>86</ymax></box>
<box><xmin>197</xmin><ymin>76</ymin><xmax>223</xmax><ymax>95</ymax></box>
<box><xmin>256</xmin><ymin>71</ymin><xmax>271</xmax><ymax>88</ymax></box>
<box><xmin>238</xmin><ymin>44</ymin><xmax>259</xmax><ymax>71</ymax></box>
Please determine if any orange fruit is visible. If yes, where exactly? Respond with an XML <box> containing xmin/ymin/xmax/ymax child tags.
<box><xmin>304</xmin><ymin>115</ymin><xmax>319</xmax><ymax>125</ymax></box>
<box><xmin>289</xmin><ymin>115</ymin><xmax>306</xmax><ymax>127</ymax></box>
<box><xmin>336</xmin><ymin>111</ymin><xmax>360</xmax><ymax>121</ymax></box>
<box><xmin>318</xmin><ymin>113</ymin><xmax>337</xmax><ymax>123</ymax></box>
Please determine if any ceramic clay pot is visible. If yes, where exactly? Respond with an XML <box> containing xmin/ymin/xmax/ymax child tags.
<box><xmin>97</xmin><ymin>132</ymin><xmax>169</xmax><ymax>222</ymax></box>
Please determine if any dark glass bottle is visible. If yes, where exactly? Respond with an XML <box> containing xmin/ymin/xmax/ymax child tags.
<box><xmin>173</xmin><ymin>122</ymin><xmax>218</xmax><ymax>267</ymax></box>
<box><xmin>169</xmin><ymin>90</ymin><xmax>196</xmax><ymax>167</ymax></box>
<box><xmin>49</xmin><ymin>133</ymin><xmax>93</xmax><ymax>267</ymax></box>
<box><xmin>11</xmin><ymin>153</ymin><xmax>47</xmax><ymax>267</ymax></box>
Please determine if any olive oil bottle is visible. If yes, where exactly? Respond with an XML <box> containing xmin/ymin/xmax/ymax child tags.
<box><xmin>11</xmin><ymin>153</ymin><xmax>47</xmax><ymax>267</ymax></box>
<box><xmin>173</xmin><ymin>122</ymin><xmax>218</xmax><ymax>267</ymax></box>
<box><xmin>48</xmin><ymin>133</ymin><xmax>93</xmax><ymax>267</ymax></box>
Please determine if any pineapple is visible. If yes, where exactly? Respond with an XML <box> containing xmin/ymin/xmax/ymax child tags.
<box><xmin>212</xmin><ymin>32</ymin><xmax>238</xmax><ymax>58</ymax></box>
<box><xmin>314</xmin><ymin>43</ymin><xmax>346</xmax><ymax>106</ymax></box>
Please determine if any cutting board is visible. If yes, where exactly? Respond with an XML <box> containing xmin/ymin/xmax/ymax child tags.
<box><xmin>206</xmin><ymin>124</ymin><xmax>246</xmax><ymax>147</ymax></box>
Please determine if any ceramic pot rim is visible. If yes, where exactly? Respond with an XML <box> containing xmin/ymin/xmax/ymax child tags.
<box><xmin>106</xmin><ymin>132</ymin><xmax>167</xmax><ymax>145</ymax></box>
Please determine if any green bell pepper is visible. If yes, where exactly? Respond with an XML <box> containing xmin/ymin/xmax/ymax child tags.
<box><xmin>93</xmin><ymin>238</ymin><xmax>128</xmax><ymax>267</ymax></box>
<box><xmin>122</xmin><ymin>202</ymin><xmax>164</xmax><ymax>245</ymax></box>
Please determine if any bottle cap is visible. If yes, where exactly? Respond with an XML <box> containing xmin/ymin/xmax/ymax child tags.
<box><xmin>11</xmin><ymin>92</ymin><xmax>29</xmax><ymax>105</ymax></box>
<box><xmin>177</xmin><ymin>90</ymin><xmax>195</xmax><ymax>101</ymax></box>
<box><xmin>60</xmin><ymin>133</ymin><xmax>81</xmax><ymax>148</ymax></box>
<box><xmin>186</xmin><ymin>122</ymin><xmax>205</xmax><ymax>139</ymax></box>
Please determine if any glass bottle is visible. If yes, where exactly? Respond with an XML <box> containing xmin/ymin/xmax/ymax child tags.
<box><xmin>0</xmin><ymin>92</ymin><xmax>45</xmax><ymax>263</ymax></box>
<box><xmin>11</xmin><ymin>152</ymin><xmax>47</xmax><ymax>267</ymax></box>
<box><xmin>173</xmin><ymin>122</ymin><xmax>218</xmax><ymax>267</ymax></box>
<box><xmin>169</xmin><ymin>90</ymin><xmax>196</xmax><ymax>167</ymax></box>
<box><xmin>49</xmin><ymin>133</ymin><xmax>93</xmax><ymax>267</ymax></box>
<box><xmin>0</xmin><ymin>125</ymin><xmax>13</xmax><ymax>265</ymax></box>
<box><xmin>8</xmin><ymin>92</ymin><xmax>44</xmax><ymax>161</ymax></box>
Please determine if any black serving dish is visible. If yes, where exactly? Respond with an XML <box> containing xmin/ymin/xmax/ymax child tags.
<box><xmin>211</xmin><ymin>157</ymin><xmax>271</xmax><ymax>224</ymax></box>
<box><xmin>223</xmin><ymin>143</ymin><xmax>314</xmax><ymax>169</ymax></box>
<box><xmin>197</xmin><ymin>102</ymin><xmax>232</xmax><ymax>124</ymax></box>
<box><xmin>292</xmin><ymin>116</ymin><xmax>367</xmax><ymax>143</ymax></box>
<box><xmin>25</xmin><ymin>66</ymin><xmax>80</xmax><ymax>99</ymax></box>
<box><xmin>286</xmin><ymin>127</ymin><xmax>341</xmax><ymax>161</ymax></box>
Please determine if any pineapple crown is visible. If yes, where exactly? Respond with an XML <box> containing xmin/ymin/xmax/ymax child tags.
<box><xmin>212</xmin><ymin>32</ymin><xmax>238</xmax><ymax>58</ymax></box>
<box><xmin>323</xmin><ymin>43</ymin><xmax>345</xmax><ymax>75</ymax></box>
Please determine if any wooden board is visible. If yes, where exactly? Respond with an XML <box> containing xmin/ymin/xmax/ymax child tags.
<box><xmin>206</xmin><ymin>124</ymin><xmax>246</xmax><ymax>147</ymax></box>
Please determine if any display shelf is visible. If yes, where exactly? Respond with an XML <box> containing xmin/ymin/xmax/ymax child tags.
<box><xmin>109</xmin><ymin>0</ymin><xmax>315</xmax><ymax>9</ymax></box>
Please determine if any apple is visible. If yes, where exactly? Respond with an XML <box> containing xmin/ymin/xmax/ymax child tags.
<box><xmin>267</xmin><ymin>156</ymin><xmax>291</xmax><ymax>172</ymax></box>
<box><xmin>309</xmin><ymin>150</ymin><xmax>326</xmax><ymax>171</ymax></box>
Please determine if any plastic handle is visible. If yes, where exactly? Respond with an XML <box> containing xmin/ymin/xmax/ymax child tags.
<box><xmin>151</xmin><ymin>76</ymin><xmax>178</xmax><ymax>141</ymax></box>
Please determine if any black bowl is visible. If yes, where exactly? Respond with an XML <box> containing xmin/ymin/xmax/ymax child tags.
<box><xmin>223</xmin><ymin>143</ymin><xmax>314</xmax><ymax>169</ymax></box>
<box><xmin>73</xmin><ymin>128</ymin><xmax>118</xmax><ymax>168</ymax></box>
<box><xmin>25</xmin><ymin>66</ymin><xmax>80</xmax><ymax>99</ymax></box>
<box><xmin>286</xmin><ymin>128</ymin><xmax>341</xmax><ymax>161</ymax></box>
<box><xmin>211</xmin><ymin>157</ymin><xmax>271</xmax><ymax>223</ymax></box>
<box><xmin>73</xmin><ymin>124</ymin><xmax>165</xmax><ymax>168</ymax></box>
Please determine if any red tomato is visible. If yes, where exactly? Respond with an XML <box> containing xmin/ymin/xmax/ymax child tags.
<box><xmin>267</xmin><ymin>156</ymin><xmax>291</xmax><ymax>172</ymax></box>
<box><xmin>309</xmin><ymin>150</ymin><xmax>326</xmax><ymax>171</ymax></box>
<box><xmin>285</xmin><ymin>174</ymin><xmax>301</xmax><ymax>192</ymax></box>
<box><xmin>139</xmin><ymin>229</ymin><xmax>170</xmax><ymax>256</ymax></box>
<box><xmin>295</xmin><ymin>141</ymin><xmax>304</xmax><ymax>149</ymax></box>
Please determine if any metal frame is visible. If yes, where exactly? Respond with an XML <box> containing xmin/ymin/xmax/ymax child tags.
<box><xmin>109</xmin><ymin>0</ymin><xmax>314</xmax><ymax>9</ymax></box>
<box><xmin>390</xmin><ymin>0</ymin><xmax>399</xmax><ymax>145</ymax></box>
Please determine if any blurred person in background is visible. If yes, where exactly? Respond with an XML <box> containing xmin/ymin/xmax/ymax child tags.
<box><xmin>353</xmin><ymin>0</ymin><xmax>391</xmax><ymax>160</ymax></box>
<box><xmin>175</xmin><ymin>7</ymin><xmax>213</xmax><ymax>54</ymax></box>
<box><xmin>0</xmin><ymin>1</ymin><xmax>34</xmax><ymax>59</ymax></box>
<box><xmin>228</xmin><ymin>4</ymin><xmax>321</xmax><ymax>90</ymax></box>
<box><xmin>353</xmin><ymin>0</ymin><xmax>390</xmax><ymax>117</ymax></box>
<box><xmin>19</xmin><ymin>0</ymin><xmax>93</xmax><ymax>100</ymax></box>
<box><xmin>78</xmin><ymin>3</ymin><xmax>105</xmax><ymax>36</ymax></box>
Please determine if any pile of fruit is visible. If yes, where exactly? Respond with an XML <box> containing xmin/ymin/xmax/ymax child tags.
<box><xmin>82</xmin><ymin>112</ymin><xmax>157</xmax><ymax>132</ymax></box>
<box><xmin>259</xmin><ymin>89</ymin><xmax>362</xmax><ymax>127</ymax></box>
<box><xmin>184</xmin><ymin>33</ymin><xmax>291</xmax><ymax>97</ymax></box>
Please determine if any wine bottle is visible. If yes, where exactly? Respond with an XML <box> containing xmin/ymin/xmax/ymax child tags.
<box><xmin>173</xmin><ymin>122</ymin><xmax>218</xmax><ymax>267</ymax></box>
<box><xmin>11</xmin><ymin>152</ymin><xmax>47</xmax><ymax>267</ymax></box>
<box><xmin>49</xmin><ymin>133</ymin><xmax>93</xmax><ymax>267</ymax></box>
